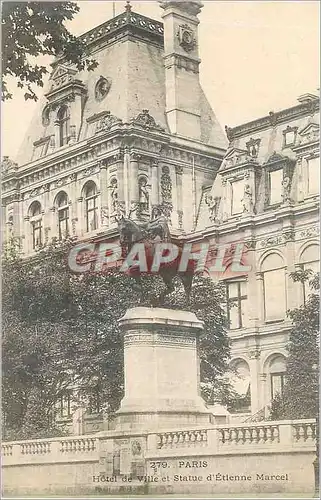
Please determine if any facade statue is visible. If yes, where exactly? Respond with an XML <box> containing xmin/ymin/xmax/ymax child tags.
<box><xmin>205</xmin><ymin>193</ymin><xmax>220</xmax><ymax>222</ymax></box>
<box><xmin>138</xmin><ymin>177</ymin><xmax>149</xmax><ymax>210</ymax></box>
<box><xmin>109</xmin><ymin>179</ymin><xmax>118</xmax><ymax>214</ymax></box>
<box><xmin>282</xmin><ymin>176</ymin><xmax>291</xmax><ymax>203</ymax></box>
<box><xmin>100</xmin><ymin>207</ymin><xmax>109</xmax><ymax>225</ymax></box>
<box><xmin>242</xmin><ymin>184</ymin><xmax>254</xmax><ymax>213</ymax></box>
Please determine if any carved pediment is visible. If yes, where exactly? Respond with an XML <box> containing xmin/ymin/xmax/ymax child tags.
<box><xmin>297</xmin><ymin>122</ymin><xmax>319</xmax><ymax>145</ymax></box>
<box><xmin>223</xmin><ymin>147</ymin><xmax>255</xmax><ymax>168</ymax></box>
<box><xmin>49</xmin><ymin>64</ymin><xmax>78</xmax><ymax>92</ymax></box>
<box><xmin>264</xmin><ymin>151</ymin><xmax>291</xmax><ymax>166</ymax></box>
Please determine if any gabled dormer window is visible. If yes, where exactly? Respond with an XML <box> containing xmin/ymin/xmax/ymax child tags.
<box><xmin>268</xmin><ymin>169</ymin><xmax>283</xmax><ymax>205</ymax></box>
<box><xmin>57</xmin><ymin>105</ymin><xmax>70</xmax><ymax>146</ymax></box>
<box><xmin>246</xmin><ymin>138</ymin><xmax>261</xmax><ymax>158</ymax></box>
<box><xmin>282</xmin><ymin>125</ymin><xmax>298</xmax><ymax>148</ymax></box>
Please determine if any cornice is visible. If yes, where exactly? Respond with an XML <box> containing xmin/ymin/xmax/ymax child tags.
<box><xmin>52</xmin><ymin>11</ymin><xmax>164</xmax><ymax>70</ymax></box>
<box><xmin>227</xmin><ymin>99</ymin><xmax>319</xmax><ymax>140</ymax></box>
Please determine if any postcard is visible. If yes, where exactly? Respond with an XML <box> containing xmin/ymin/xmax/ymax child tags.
<box><xmin>1</xmin><ymin>0</ymin><xmax>319</xmax><ymax>498</ymax></box>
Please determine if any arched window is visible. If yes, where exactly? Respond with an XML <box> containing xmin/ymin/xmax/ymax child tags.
<box><xmin>28</xmin><ymin>201</ymin><xmax>43</xmax><ymax>249</ymax></box>
<box><xmin>268</xmin><ymin>355</ymin><xmax>287</xmax><ymax>400</ymax></box>
<box><xmin>300</xmin><ymin>244</ymin><xmax>319</xmax><ymax>302</ymax></box>
<box><xmin>55</xmin><ymin>191</ymin><xmax>69</xmax><ymax>239</ymax></box>
<box><xmin>261</xmin><ymin>253</ymin><xmax>286</xmax><ymax>322</ymax></box>
<box><xmin>84</xmin><ymin>182</ymin><xmax>98</xmax><ymax>232</ymax></box>
<box><xmin>57</xmin><ymin>106</ymin><xmax>70</xmax><ymax>146</ymax></box>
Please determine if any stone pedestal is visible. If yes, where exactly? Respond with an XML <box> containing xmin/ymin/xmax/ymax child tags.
<box><xmin>114</xmin><ymin>307</ymin><xmax>212</xmax><ymax>430</ymax></box>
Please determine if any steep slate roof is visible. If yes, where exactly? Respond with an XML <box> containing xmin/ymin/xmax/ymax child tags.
<box><xmin>15</xmin><ymin>8</ymin><xmax>227</xmax><ymax>166</ymax></box>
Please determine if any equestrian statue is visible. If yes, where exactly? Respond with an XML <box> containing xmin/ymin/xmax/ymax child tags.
<box><xmin>116</xmin><ymin>204</ymin><xmax>194</xmax><ymax>305</ymax></box>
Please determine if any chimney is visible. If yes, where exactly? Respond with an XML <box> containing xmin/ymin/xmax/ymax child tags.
<box><xmin>159</xmin><ymin>0</ymin><xmax>204</xmax><ymax>141</ymax></box>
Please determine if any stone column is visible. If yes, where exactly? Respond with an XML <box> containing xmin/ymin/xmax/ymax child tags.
<box><xmin>129</xmin><ymin>152</ymin><xmax>140</xmax><ymax>209</ymax></box>
<box><xmin>69</xmin><ymin>173</ymin><xmax>78</xmax><ymax>236</ymax></box>
<box><xmin>43</xmin><ymin>184</ymin><xmax>52</xmax><ymax>244</ymax></box>
<box><xmin>76</xmin><ymin>196</ymin><xmax>84</xmax><ymax>236</ymax></box>
<box><xmin>248</xmin><ymin>348</ymin><xmax>261</xmax><ymax>414</ymax></box>
<box><xmin>255</xmin><ymin>271</ymin><xmax>265</xmax><ymax>325</ymax></box>
<box><xmin>99</xmin><ymin>161</ymin><xmax>109</xmax><ymax>228</ymax></box>
<box><xmin>114</xmin><ymin>307</ymin><xmax>211</xmax><ymax>430</ymax></box>
<box><xmin>175</xmin><ymin>165</ymin><xmax>184</xmax><ymax>230</ymax></box>
<box><xmin>150</xmin><ymin>159</ymin><xmax>159</xmax><ymax>210</ymax></box>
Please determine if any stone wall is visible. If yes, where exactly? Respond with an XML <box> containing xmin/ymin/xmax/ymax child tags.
<box><xmin>2</xmin><ymin>419</ymin><xmax>316</xmax><ymax>496</ymax></box>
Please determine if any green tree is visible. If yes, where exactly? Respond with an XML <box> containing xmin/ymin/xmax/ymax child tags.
<box><xmin>2</xmin><ymin>238</ymin><xmax>232</xmax><ymax>440</ymax></box>
<box><xmin>2</xmin><ymin>2</ymin><xmax>97</xmax><ymax>101</ymax></box>
<box><xmin>270</xmin><ymin>269</ymin><xmax>319</xmax><ymax>420</ymax></box>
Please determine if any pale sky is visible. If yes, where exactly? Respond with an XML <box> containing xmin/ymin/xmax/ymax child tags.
<box><xmin>2</xmin><ymin>0</ymin><xmax>319</xmax><ymax>160</ymax></box>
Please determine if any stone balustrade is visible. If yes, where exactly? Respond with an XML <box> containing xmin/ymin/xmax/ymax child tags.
<box><xmin>2</xmin><ymin>419</ymin><xmax>316</xmax><ymax>467</ymax></box>
<box><xmin>157</xmin><ymin>429</ymin><xmax>208</xmax><ymax>449</ymax></box>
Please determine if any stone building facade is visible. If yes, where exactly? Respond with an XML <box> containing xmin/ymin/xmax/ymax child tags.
<box><xmin>1</xmin><ymin>1</ymin><xmax>319</xmax><ymax>426</ymax></box>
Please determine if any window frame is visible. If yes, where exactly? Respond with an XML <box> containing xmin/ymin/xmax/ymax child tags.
<box><xmin>271</xmin><ymin>372</ymin><xmax>286</xmax><ymax>399</ymax></box>
<box><xmin>225</xmin><ymin>279</ymin><xmax>248</xmax><ymax>330</ymax></box>
<box><xmin>56</xmin><ymin>193</ymin><xmax>70</xmax><ymax>240</ymax></box>
<box><xmin>57</xmin><ymin>106</ymin><xmax>70</xmax><ymax>147</ymax></box>
<box><xmin>84</xmin><ymin>183</ymin><xmax>98</xmax><ymax>232</ymax></box>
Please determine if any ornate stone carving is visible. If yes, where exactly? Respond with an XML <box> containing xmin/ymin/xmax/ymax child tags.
<box><xmin>138</xmin><ymin>176</ymin><xmax>149</xmax><ymax>211</ymax></box>
<box><xmin>260</xmin><ymin>234</ymin><xmax>284</xmax><ymax>248</ymax></box>
<box><xmin>246</xmin><ymin>138</ymin><xmax>261</xmax><ymax>158</ymax></box>
<box><xmin>1</xmin><ymin>156</ymin><xmax>18</xmax><ymax>174</ymax></box>
<box><xmin>131</xmin><ymin>109</ymin><xmax>164</xmax><ymax>131</ymax></box>
<box><xmin>225</xmin><ymin>125</ymin><xmax>234</xmax><ymax>142</ymax></box>
<box><xmin>177</xmin><ymin>24</ymin><xmax>197</xmax><ymax>52</ymax></box>
<box><xmin>299</xmin><ymin>225</ymin><xmax>319</xmax><ymax>239</ymax></box>
<box><xmin>161</xmin><ymin>166</ymin><xmax>172</xmax><ymax>203</ymax></box>
<box><xmin>248</xmin><ymin>348</ymin><xmax>261</xmax><ymax>360</ymax></box>
<box><xmin>101</xmin><ymin>207</ymin><xmax>109</xmax><ymax>226</ymax></box>
<box><xmin>175</xmin><ymin>165</ymin><xmax>183</xmax><ymax>175</ymax></box>
<box><xmin>108</xmin><ymin>178</ymin><xmax>118</xmax><ymax>214</ymax></box>
<box><xmin>94</xmin><ymin>76</ymin><xmax>111</xmax><ymax>101</ymax></box>
<box><xmin>268</xmin><ymin>111</ymin><xmax>278</xmax><ymax>127</ymax></box>
<box><xmin>281</xmin><ymin>175</ymin><xmax>292</xmax><ymax>203</ymax></box>
<box><xmin>282</xmin><ymin>229</ymin><xmax>295</xmax><ymax>242</ymax></box>
<box><xmin>96</xmin><ymin>112</ymin><xmax>122</xmax><ymax>133</ymax></box>
<box><xmin>131</xmin><ymin>440</ymin><xmax>142</xmax><ymax>456</ymax></box>
<box><xmin>242</xmin><ymin>184</ymin><xmax>254</xmax><ymax>214</ymax></box>
<box><xmin>205</xmin><ymin>193</ymin><xmax>220</xmax><ymax>222</ymax></box>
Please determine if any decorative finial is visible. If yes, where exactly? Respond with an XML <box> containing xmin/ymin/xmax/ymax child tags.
<box><xmin>125</xmin><ymin>0</ymin><xmax>132</xmax><ymax>12</ymax></box>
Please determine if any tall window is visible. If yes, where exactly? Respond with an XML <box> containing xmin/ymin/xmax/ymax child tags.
<box><xmin>57</xmin><ymin>106</ymin><xmax>70</xmax><ymax>147</ymax></box>
<box><xmin>29</xmin><ymin>201</ymin><xmax>43</xmax><ymax>249</ymax></box>
<box><xmin>269</xmin><ymin>355</ymin><xmax>286</xmax><ymax>400</ymax></box>
<box><xmin>84</xmin><ymin>182</ymin><xmax>98</xmax><ymax>232</ymax></box>
<box><xmin>261</xmin><ymin>253</ymin><xmax>286</xmax><ymax>322</ymax></box>
<box><xmin>226</xmin><ymin>280</ymin><xmax>248</xmax><ymax>329</ymax></box>
<box><xmin>56</xmin><ymin>192</ymin><xmax>69</xmax><ymax>239</ymax></box>
<box><xmin>87</xmin><ymin>386</ymin><xmax>100</xmax><ymax>415</ymax></box>
<box><xmin>231</xmin><ymin>179</ymin><xmax>244</xmax><ymax>215</ymax></box>
<box><xmin>300</xmin><ymin>244</ymin><xmax>319</xmax><ymax>303</ymax></box>
<box><xmin>56</xmin><ymin>391</ymin><xmax>72</xmax><ymax>418</ymax></box>
<box><xmin>268</xmin><ymin>169</ymin><xmax>283</xmax><ymax>205</ymax></box>
<box><xmin>307</xmin><ymin>157</ymin><xmax>320</xmax><ymax>196</ymax></box>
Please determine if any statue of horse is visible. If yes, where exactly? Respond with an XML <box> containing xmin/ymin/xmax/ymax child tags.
<box><xmin>116</xmin><ymin>205</ymin><xmax>194</xmax><ymax>305</ymax></box>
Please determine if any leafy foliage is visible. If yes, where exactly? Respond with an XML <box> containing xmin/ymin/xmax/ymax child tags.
<box><xmin>2</xmin><ymin>238</ymin><xmax>232</xmax><ymax>440</ymax></box>
<box><xmin>2</xmin><ymin>2</ymin><xmax>97</xmax><ymax>100</ymax></box>
<box><xmin>270</xmin><ymin>270</ymin><xmax>319</xmax><ymax>420</ymax></box>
